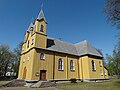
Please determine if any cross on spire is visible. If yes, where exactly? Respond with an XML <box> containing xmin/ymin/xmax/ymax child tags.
<box><xmin>37</xmin><ymin>3</ymin><xmax>47</xmax><ymax>23</ymax></box>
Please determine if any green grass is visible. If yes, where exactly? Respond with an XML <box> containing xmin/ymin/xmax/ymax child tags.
<box><xmin>0</xmin><ymin>81</ymin><xmax>10</xmax><ymax>86</ymax></box>
<box><xmin>57</xmin><ymin>79</ymin><xmax>120</xmax><ymax>90</ymax></box>
<box><xmin>0</xmin><ymin>79</ymin><xmax>120</xmax><ymax>90</ymax></box>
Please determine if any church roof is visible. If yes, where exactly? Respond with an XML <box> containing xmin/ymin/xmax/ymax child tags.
<box><xmin>74</xmin><ymin>40</ymin><xmax>102</xmax><ymax>57</ymax></box>
<box><xmin>37</xmin><ymin>9</ymin><xmax>47</xmax><ymax>22</ymax></box>
<box><xmin>46</xmin><ymin>37</ymin><xmax>103</xmax><ymax>57</ymax></box>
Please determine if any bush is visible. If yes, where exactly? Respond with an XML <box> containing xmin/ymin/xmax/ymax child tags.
<box><xmin>70</xmin><ymin>78</ymin><xmax>77</xmax><ymax>83</ymax></box>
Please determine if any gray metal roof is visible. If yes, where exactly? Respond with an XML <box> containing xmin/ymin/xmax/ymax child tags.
<box><xmin>27</xmin><ymin>22</ymin><xmax>33</xmax><ymax>32</ymax></box>
<box><xmin>46</xmin><ymin>37</ymin><xmax>78</xmax><ymax>55</ymax></box>
<box><xmin>74</xmin><ymin>40</ymin><xmax>103</xmax><ymax>57</ymax></box>
<box><xmin>37</xmin><ymin>9</ymin><xmax>47</xmax><ymax>22</ymax></box>
<box><xmin>46</xmin><ymin>37</ymin><xmax>103</xmax><ymax>57</ymax></box>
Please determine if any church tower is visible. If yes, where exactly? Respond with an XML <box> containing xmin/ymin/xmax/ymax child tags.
<box><xmin>34</xmin><ymin>8</ymin><xmax>47</xmax><ymax>48</ymax></box>
<box><xmin>18</xmin><ymin>7</ymin><xmax>47</xmax><ymax>80</ymax></box>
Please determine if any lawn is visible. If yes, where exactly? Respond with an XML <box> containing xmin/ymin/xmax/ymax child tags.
<box><xmin>0</xmin><ymin>81</ymin><xmax>10</xmax><ymax>86</ymax></box>
<box><xmin>0</xmin><ymin>79</ymin><xmax>120</xmax><ymax>90</ymax></box>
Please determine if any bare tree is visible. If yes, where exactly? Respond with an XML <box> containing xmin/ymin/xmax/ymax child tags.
<box><xmin>104</xmin><ymin>0</ymin><xmax>120</xmax><ymax>29</ymax></box>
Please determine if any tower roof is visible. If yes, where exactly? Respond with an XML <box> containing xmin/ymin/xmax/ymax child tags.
<box><xmin>27</xmin><ymin>22</ymin><xmax>33</xmax><ymax>32</ymax></box>
<box><xmin>37</xmin><ymin>9</ymin><xmax>47</xmax><ymax>23</ymax></box>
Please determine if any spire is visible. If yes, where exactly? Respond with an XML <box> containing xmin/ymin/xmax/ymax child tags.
<box><xmin>37</xmin><ymin>3</ymin><xmax>47</xmax><ymax>23</ymax></box>
<box><xmin>27</xmin><ymin>22</ymin><xmax>33</xmax><ymax>32</ymax></box>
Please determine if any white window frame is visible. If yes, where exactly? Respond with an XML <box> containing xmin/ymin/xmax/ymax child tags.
<box><xmin>100</xmin><ymin>70</ymin><xmax>103</xmax><ymax>76</ymax></box>
<box><xmin>104</xmin><ymin>71</ymin><xmax>107</xmax><ymax>75</ymax></box>
<box><xmin>70</xmin><ymin>60</ymin><xmax>75</xmax><ymax>71</ymax></box>
<box><xmin>40</xmin><ymin>52</ymin><xmax>45</xmax><ymax>60</ymax></box>
<box><xmin>58</xmin><ymin>58</ymin><xmax>64</xmax><ymax>70</ymax></box>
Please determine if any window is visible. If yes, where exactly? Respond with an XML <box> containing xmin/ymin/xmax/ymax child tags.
<box><xmin>40</xmin><ymin>52</ymin><xmax>45</xmax><ymax>60</ymax></box>
<box><xmin>99</xmin><ymin>61</ymin><xmax>102</xmax><ymax>67</ymax></box>
<box><xmin>70</xmin><ymin>60</ymin><xmax>75</xmax><ymax>71</ymax></box>
<box><xmin>30</xmin><ymin>27</ymin><xmax>33</xmax><ymax>35</ymax></box>
<box><xmin>27</xmin><ymin>40</ymin><xmax>30</xmax><ymax>48</ymax></box>
<box><xmin>58</xmin><ymin>58</ymin><xmax>64</xmax><ymax>70</ymax></box>
<box><xmin>40</xmin><ymin>24</ymin><xmax>44</xmax><ymax>32</ymax></box>
<box><xmin>104</xmin><ymin>71</ymin><xmax>107</xmax><ymax>76</ymax></box>
<box><xmin>100</xmin><ymin>70</ymin><xmax>103</xmax><ymax>76</ymax></box>
<box><xmin>31</xmin><ymin>38</ymin><xmax>34</xmax><ymax>45</ymax></box>
<box><xmin>92</xmin><ymin>60</ymin><xmax>96</xmax><ymax>71</ymax></box>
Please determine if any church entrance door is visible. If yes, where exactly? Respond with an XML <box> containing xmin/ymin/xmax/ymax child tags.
<box><xmin>40</xmin><ymin>70</ymin><xmax>46</xmax><ymax>81</ymax></box>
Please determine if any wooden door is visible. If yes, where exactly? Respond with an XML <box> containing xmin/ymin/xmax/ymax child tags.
<box><xmin>40</xmin><ymin>70</ymin><xmax>46</xmax><ymax>81</ymax></box>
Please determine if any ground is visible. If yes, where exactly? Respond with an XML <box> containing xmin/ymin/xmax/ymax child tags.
<box><xmin>0</xmin><ymin>79</ymin><xmax>120</xmax><ymax>90</ymax></box>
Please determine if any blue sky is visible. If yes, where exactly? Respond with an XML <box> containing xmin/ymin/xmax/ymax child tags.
<box><xmin>0</xmin><ymin>0</ymin><xmax>118</xmax><ymax>56</ymax></box>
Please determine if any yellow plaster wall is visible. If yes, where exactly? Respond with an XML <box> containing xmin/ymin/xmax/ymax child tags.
<box><xmin>35</xmin><ymin>33</ymin><xmax>47</xmax><ymax>48</ymax></box>
<box><xmin>104</xmin><ymin>68</ymin><xmax>109</xmax><ymax>79</ymax></box>
<box><xmin>31</xmin><ymin>49</ymin><xmax>54</xmax><ymax>80</ymax></box>
<box><xmin>79</xmin><ymin>56</ymin><xmax>90</xmax><ymax>79</ymax></box>
<box><xmin>88</xmin><ymin>57</ymin><xmax>105</xmax><ymax>79</ymax></box>
<box><xmin>67</xmin><ymin>56</ymin><xmax>79</xmax><ymax>79</ymax></box>
<box><xmin>54</xmin><ymin>53</ymin><xmax>67</xmax><ymax>80</ymax></box>
<box><xmin>34</xmin><ymin>20</ymin><xmax>47</xmax><ymax>35</ymax></box>
<box><xmin>18</xmin><ymin>49</ymin><xmax>35</xmax><ymax>80</ymax></box>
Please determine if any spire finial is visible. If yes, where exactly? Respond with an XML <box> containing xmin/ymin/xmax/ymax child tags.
<box><xmin>41</xmin><ymin>3</ymin><xmax>43</xmax><ymax>10</ymax></box>
<box><xmin>37</xmin><ymin>3</ymin><xmax>47</xmax><ymax>23</ymax></box>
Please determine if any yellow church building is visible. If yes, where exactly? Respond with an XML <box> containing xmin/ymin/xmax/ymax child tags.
<box><xmin>18</xmin><ymin>8</ymin><xmax>109</xmax><ymax>83</ymax></box>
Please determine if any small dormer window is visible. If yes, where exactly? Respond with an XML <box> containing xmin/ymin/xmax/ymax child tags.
<box><xmin>40</xmin><ymin>24</ymin><xmax>44</xmax><ymax>32</ymax></box>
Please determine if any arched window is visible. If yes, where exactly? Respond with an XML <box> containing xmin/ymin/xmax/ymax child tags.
<box><xmin>70</xmin><ymin>60</ymin><xmax>75</xmax><ymax>71</ymax></box>
<box><xmin>58</xmin><ymin>58</ymin><xmax>64</xmax><ymax>70</ymax></box>
<box><xmin>100</xmin><ymin>70</ymin><xmax>103</xmax><ymax>76</ymax></box>
<box><xmin>92</xmin><ymin>60</ymin><xmax>96</xmax><ymax>71</ymax></box>
<box><xmin>104</xmin><ymin>70</ymin><xmax>107</xmax><ymax>76</ymax></box>
<box><xmin>30</xmin><ymin>27</ymin><xmax>33</xmax><ymax>35</ymax></box>
<box><xmin>27</xmin><ymin>40</ymin><xmax>30</xmax><ymax>48</ymax></box>
<box><xmin>40</xmin><ymin>52</ymin><xmax>45</xmax><ymax>60</ymax></box>
<box><xmin>40</xmin><ymin>24</ymin><xmax>44</xmax><ymax>32</ymax></box>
